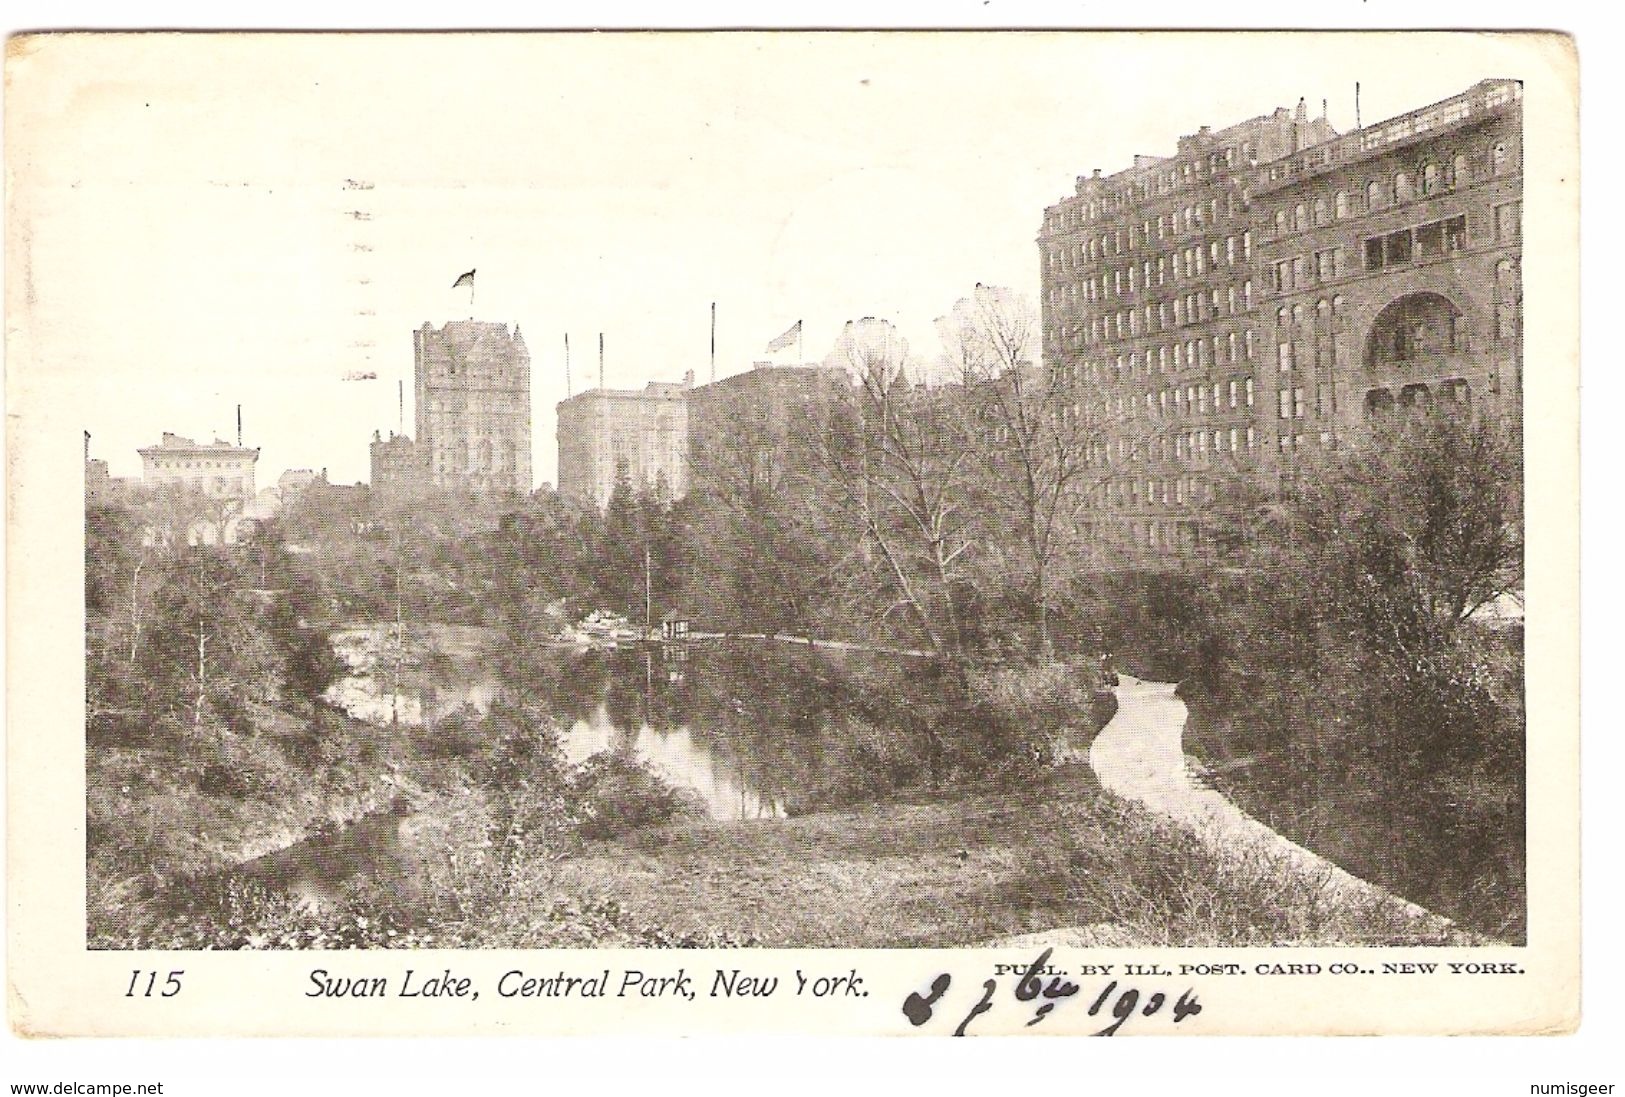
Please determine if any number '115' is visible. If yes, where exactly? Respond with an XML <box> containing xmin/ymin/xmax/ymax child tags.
<box><xmin>126</xmin><ymin>970</ymin><xmax>184</xmax><ymax>997</ymax></box>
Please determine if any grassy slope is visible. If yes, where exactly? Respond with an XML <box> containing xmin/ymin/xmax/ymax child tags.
<box><xmin>544</xmin><ymin>770</ymin><xmax>1085</xmax><ymax>947</ymax></box>
<box><xmin>498</xmin><ymin>760</ymin><xmax>1464</xmax><ymax>949</ymax></box>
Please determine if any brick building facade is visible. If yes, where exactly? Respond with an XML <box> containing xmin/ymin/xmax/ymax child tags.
<box><xmin>413</xmin><ymin>320</ymin><xmax>533</xmax><ymax>494</ymax></box>
<box><xmin>556</xmin><ymin>374</ymin><xmax>693</xmax><ymax>509</ymax></box>
<box><xmin>1037</xmin><ymin>80</ymin><xmax>1521</xmax><ymax>565</ymax></box>
<box><xmin>1255</xmin><ymin>80</ymin><xmax>1522</xmax><ymax>454</ymax></box>
<box><xmin>368</xmin><ymin>430</ymin><xmax>427</xmax><ymax>496</ymax></box>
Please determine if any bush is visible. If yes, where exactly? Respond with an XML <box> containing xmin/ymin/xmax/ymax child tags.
<box><xmin>1040</xmin><ymin>791</ymin><xmax>1465</xmax><ymax>947</ymax></box>
<box><xmin>961</xmin><ymin>659</ymin><xmax>1100</xmax><ymax>766</ymax></box>
<box><xmin>571</xmin><ymin>752</ymin><xmax>708</xmax><ymax>839</ymax></box>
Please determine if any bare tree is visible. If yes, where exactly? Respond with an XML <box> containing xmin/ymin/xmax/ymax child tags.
<box><xmin>815</xmin><ymin>318</ymin><xmax>979</xmax><ymax>657</ymax></box>
<box><xmin>939</xmin><ymin>284</ymin><xmax>1101</xmax><ymax>655</ymax></box>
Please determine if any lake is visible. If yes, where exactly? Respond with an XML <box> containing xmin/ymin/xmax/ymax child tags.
<box><xmin>325</xmin><ymin>626</ymin><xmax>945</xmax><ymax>821</ymax></box>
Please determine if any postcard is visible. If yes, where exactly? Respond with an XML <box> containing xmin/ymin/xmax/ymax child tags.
<box><xmin>6</xmin><ymin>29</ymin><xmax>1578</xmax><ymax>1037</ymax></box>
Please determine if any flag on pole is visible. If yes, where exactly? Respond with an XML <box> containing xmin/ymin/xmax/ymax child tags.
<box><xmin>452</xmin><ymin>269</ymin><xmax>476</xmax><ymax>289</ymax></box>
<box><xmin>765</xmin><ymin>319</ymin><xmax>801</xmax><ymax>354</ymax></box>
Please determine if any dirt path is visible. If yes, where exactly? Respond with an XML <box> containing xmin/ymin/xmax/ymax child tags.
<box><xmin>1087</xmin><ymin>674</ymin><xmax>1449</xmax><ymax>927</ymax></box>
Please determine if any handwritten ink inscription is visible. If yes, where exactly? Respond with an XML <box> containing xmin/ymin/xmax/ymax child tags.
<box><xmin>902</xmin><ymin>949</ymin><xmax>1203</xmax><ymax>1036</ymax></box>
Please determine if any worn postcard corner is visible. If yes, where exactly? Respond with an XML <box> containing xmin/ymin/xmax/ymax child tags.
<box><xmin>5</xmin><ymin>29</ymin><xmax>1577</xmax><ymax>1038</ymax></box>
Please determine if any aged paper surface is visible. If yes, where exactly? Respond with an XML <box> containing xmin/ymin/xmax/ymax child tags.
<box><xmin>6</xmin><ymin>30</ymin><xmax>1577</xmax><ymax>1040</ymax></box>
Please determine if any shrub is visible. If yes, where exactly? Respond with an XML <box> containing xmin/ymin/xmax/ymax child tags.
<box><xmin>571</xmin><ymin>752</ymin><xmax>708</xmax><ymax>839</ymax></box>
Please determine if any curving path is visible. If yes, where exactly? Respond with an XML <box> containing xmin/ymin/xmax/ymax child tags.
<box><xmin>1087</xmin><ymin>674</ymin><xmax>1451</xmax><ymax>929</ymax></box>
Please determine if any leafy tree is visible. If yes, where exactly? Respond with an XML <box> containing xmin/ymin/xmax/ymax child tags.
<box><xmin>1185</xmin><ymin>410</ymin><xmax>1525</xmax><ymax>934</ymax></box>
<box><xmin>685</xmin><ymin>371</ymin><xmax>841</xmax><ymax>636</ymax></box>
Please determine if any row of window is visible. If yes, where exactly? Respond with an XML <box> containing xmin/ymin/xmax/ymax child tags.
<box><xmin>1269</xmin><ymin>143</ymin><xmax>1515</xmax><ymax>237</ymax></box>
<box><xmin>161</xmin><ymin>459</ymin><xmax>250</xmax><ymax>470</ymax></box>
<box><xmin>1051</xmin><ymin>207</ymin><xmax>1517</xmax><ymax>341</ymax></box>
<box><xmin>1055</xmin><ymin>282</ymin><xmax>1253</xmax><ymax>335</ymax></box>
<box><xmin>1093</xmin><ymin>461</ymin><xmax>1243</xmax><ymax>510</ymax></box>
<box><xmin>1363</xmin><ymin>379</ymin><xmax>1474</xmax><ymax>417</ymax></box>
<box><xmin>1053</xmin><ymin>282</ymin><xmax>1259</xmax><ymax>347</ymax></box>
<box><xmin>1053</xmin><ymin>118</ymin><xmax>1516</xmax><ymax>240</ymax></box>
<box><xmin>1271</xmin><ymin>248</ymin><xmax>1352</xmax><ymax>293</ymax></box>
<box><xmin>1274</xmin><ymin>431</ymin><xmax>1338</xmax><ymax>454</ymax></box>
<box><xmin>181</xmin><ymin>476</ymin><xmax>249</xmax><ymax>494</ymax></box>
<box><xmin>1141</xmin><ymin>377</ymin><xmax>1257</xmax><ymax>419</ymax></box>
<box><xmin>1085</xmin><ymin>418</ymin><xmax>1259</xmax><ymax>470</ymax></box>
<box><xmin>1048</xmin><ymin>144</ymin><xmax>1260</xmax><ymax>232</ymax></box>
<box><xmin>1362</xmin><ymin>215</ymin><xmax>1470</xmax><ymax>271</ymax></box>
<box><xmin>1274</xmin><ymin>295</ymin><xmax>1349</xmax><ymax>331</ymax></box>
<box><xmin>1275</xmin><ymin>384</ymin><xmax>1339</xmax><ymax>420</ymax></box>
<box><xmin>1046</xmin><ymin>221</ymin><xmax>1255</xmax><ymax>274</ymax></box>
<box><xmin>1060</xmin><ymin>330</ymin><xmax>1264</xmax><ymax>385</ymax></box>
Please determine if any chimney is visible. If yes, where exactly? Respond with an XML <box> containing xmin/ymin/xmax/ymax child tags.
<box><xmin>683</xmin><ymin>369</ymin><xmax>694</xmax><ymax>388</ymax></box>
<box><xmin>236</xmin><ymin>404</ymin><xmax>242</xmax><ymax>446</ymax></box>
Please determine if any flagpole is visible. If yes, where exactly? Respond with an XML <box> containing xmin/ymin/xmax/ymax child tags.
<box><xmin>565</xmin><ymin>333</ymin><xmax>572</xmax><ymax>396</ymax></box>
<box><xmin>710</xmin><ymin>302</ymin><xmax>716</xmax><ymax>384</ymax></box>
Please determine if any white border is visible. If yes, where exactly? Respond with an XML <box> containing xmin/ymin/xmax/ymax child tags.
<box><xmin>2</xmin><ymin>4</ymin><xmax>1614</xmax><ymax>1093</ymax></box>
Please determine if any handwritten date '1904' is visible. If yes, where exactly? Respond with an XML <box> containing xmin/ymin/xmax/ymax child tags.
<box><xmin>902</xmin><ymin>949</ymin><xmax>1203</xmax><ymax>1036</ymax></box>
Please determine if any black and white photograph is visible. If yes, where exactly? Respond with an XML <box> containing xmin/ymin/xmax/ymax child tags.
<box><xmin>5</xmin><ymin>26</ymin><xmax>1584</xmax><ymax>1049</ymax></box>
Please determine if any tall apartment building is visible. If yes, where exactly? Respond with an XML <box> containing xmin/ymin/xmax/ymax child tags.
<box><xmin>413</xmin><ymin>320</ymin><xmax>533</xmax><ymax>494</ymax></box>
<box><xmin>1037</xmin><ymin>81</ymin><xmax>1521</xmax><ymax>564</ymax></box>
<box><xmin>556</xmin><ymin>373</ymin><xmax>693</xmax><ymax>509</ymax></box>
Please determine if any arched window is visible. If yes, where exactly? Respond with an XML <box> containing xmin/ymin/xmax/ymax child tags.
<box><xmin>1316</xmin><ymin>299</ymin><xmax>1331</xmax><ymax>327</ymax></box>
<box><xmin>1452</xmin><ymin>153</ymin><xmax>1470</xmax><ymax>187</ymax></box>
<box><xmin>1275</xmin><ymin>209</ymin><xmax>1288</xmax><ymax>235</ymax></box>
<box><xmin>1422</xmin><ymin>162</ymin><xmax>1442</xmax><ymax>195</ymax></box>
<box><xmin>1293</xmin><ymin>202</ymin><xmax>1308</xmax><ymax>231</ymax></box>
<box><xmin>1277</xmin><ymin>306</ymin><xmax>1289</xmax><ymax>327</ymax></box>
<box><xmin>1394</xmin><ymin>171</ymin><xmax>1414</xmax><ymax>202</ymax></box>
<box><xmin>1367</xmin><ymin>180</ymin><xmax>1384</xmax><ymax>209</ymax></box>
<box><xmin>1492</xmin><ymin>142</ymin><xmax>1510</xmax><ymax>175</ymax></box>
<box><xmin>1332</xmin><ymin>294</ymin><xmax>1346</xmax><ymax>316</ymax></box>
<box><xmin>1334</xmin><ymin>191</ymin><xmax>1350</xmax><ymax>219</ymax></box>
<box><xmin>1313</xmin><ymin>197</ymin><xmax>1329</xmax><ymax>225</ymax></box>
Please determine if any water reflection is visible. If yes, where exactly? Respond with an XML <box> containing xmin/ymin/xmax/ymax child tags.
<box><xmin>564</xmin><ymin>705</ymin><xmax>784</xmax><ymax>820</ymax></box>
<box><xmin>329</xmin><ymin>629</ymin><xmax>948</xmax><ymax>820</ymax></box>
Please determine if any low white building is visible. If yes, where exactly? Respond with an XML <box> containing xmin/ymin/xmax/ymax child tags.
<box><xmin>137</xmin><ymin>432</ymin><xmax>260</xmax><ymax>500</ymax></box>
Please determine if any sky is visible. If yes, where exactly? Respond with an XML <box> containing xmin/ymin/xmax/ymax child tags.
<box><xmin>9</xmin><ymin>32</ymin><xmax>1550</xmax><ymax>487</ymax></box>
